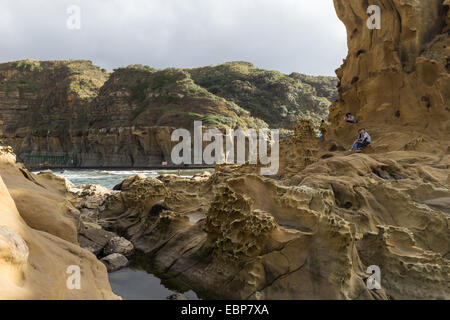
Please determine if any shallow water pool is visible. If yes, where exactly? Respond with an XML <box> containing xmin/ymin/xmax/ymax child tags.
<box><xmin>108</xmin><ymin>268</ymin><xmax>199</xmax><ymax>300</ymax></box>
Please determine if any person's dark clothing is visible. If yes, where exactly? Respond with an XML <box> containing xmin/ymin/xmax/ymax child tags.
<box><xmin>346</xmin><ymin>115</ymin><xmax>357</xmax><ymax>123</ymax></box>
<box><xmin>356</xmin><ymin>141</ymin><xmax>370</xmax><ymax>149</ymax></box>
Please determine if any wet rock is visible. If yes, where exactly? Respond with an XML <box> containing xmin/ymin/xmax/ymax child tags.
<box><xmin>166</xmin><ymin>293</ymin><xmax>188</xmax><ymax>300</ymax></box>
<box><xmin>78</xmin><ymin>227</ymin><xmax>117</xmax><ymax>256</ymax></box>
<box><xmin>220</xmin><ymin>166</ymin><xmax>233</xmax><ymax>174</ymax></box>
<box><xmin>101</xmin><ymin>253</ymin><xmax>129</xmax><ymax>272</ymax></box>
<box><xmin>103</xmin><ymin>236</ymin><xmax>134</xmax><ymax>257</ymax></box>
<box><xmin>113</xmin><ymin>174</ymin><xmax>147</xmax><ymax>191</ymax></box>
<box><xmin>148</xmin><ymin>200</ymin><xmax>169</xmax><ymax>217</ymax></box>
<box><xmin>70</xmin><ymin>184</ymin><xmax>113</xmax><ymax>221</ymax></box>
<box><xmin>373</xmin><ymin>169</ymin><xmax>404</xmax><ymax>181</ymax></box>
<box><xmin>424</xmin><ymin>197</ymin><xmax>450</xmax><ymax>214</ymax></box>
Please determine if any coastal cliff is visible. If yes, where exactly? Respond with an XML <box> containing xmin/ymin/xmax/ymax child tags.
<box><xmin>0</xmin><ymin>61</ymin><xmax>336</xmax><ymax>168</ymax></box>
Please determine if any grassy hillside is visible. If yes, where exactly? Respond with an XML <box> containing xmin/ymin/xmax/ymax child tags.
<box><xmin>90</xmin><ymin>65</ymin><xmax>266</xmax><ymax>130</ymax></box>
<box><xmin>289</xmin><ymin>72</ymin><xmax>338</xmax><ymax>103</ymax></box>
<box><xmin>0</xmin><ymin>59</ymin><xmax>109</xmax><ymax>130</ymax></box>
<box><xmin>186</xmin><ymin>62</ymin><xmax>337</xmax><ymax>129</ymax></box>
<box><xmin>0</xmin><ymin>60</ymin><xmax>336</xmax><ymax>132</ymax></box>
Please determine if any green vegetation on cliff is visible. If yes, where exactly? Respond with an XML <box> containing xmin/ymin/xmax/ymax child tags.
<box><xmin>65</xmin><ymin>60</ymin><xmax>109</xmax><ymax>100</ymax></box>
<box><xmin>186</xmin><ymin>61</ymin><xmax>337</xmax><ymax>129</ymax></box>
<box><xmin>0</xmin><ymin>59</ymin><xmax>337</xmax><ymax>167</ymax></box>
<box><xmin>0</xmin><ymin>59</ymin><xmax>336</xmax><ymax>134</ymax></box>
<box><xmin>93</xmin><ymin>65</ymin><xmax>265</xmax><ymax>129</ymax></box>
<box><xmin>289</xmin><ymin>72</ymin><xmax>339</xmax><ymax>103</ymax></box>
<box><xmin>0</xmin><ymin>59</ymin><xmax>109</xmax><ymax>130</ymax></box>
<box><xmin>0</xmin><ymin>59</ymin><xmax>108</xmax><ymax>100</ymax></box>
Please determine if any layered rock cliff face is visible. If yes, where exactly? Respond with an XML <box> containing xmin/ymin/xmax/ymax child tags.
<box><xmin>329</xmin><ymin>0</ymin><xmax>450</xmax><ymax>153</ymax></box>
<box><xmin>0</xmin><ymin>61</ymin><xmax>336</xmax><ymax>168</ymax></box>
<box><xmin>0</xmin><ymin>60</ymin><xmax>108</xmax><ymax>131</ymax></box>
<box><xmin>0</xmin><ymin>147</ymin><xmax>119</xmax><ymax>299</ymax></box>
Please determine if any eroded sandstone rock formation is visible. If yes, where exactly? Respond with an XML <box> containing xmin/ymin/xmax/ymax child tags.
<box><xmin>0</xmin><ymin>147</ymin><xmax>119</xmax><ymax>299</ymax></box>
<box><xmin>83</xmin><ymin>147</ymin><xmax>448</xmax><ymax>299</ymax></box>
<box><xmin>63</xmin><ymin>0</ymin><xmax>450</xmax><ymax>300</ymax></box>
<box><xmin>329</xmin><ymin>0</ymin><xmax>450</xmax><ymax>153</ymax></box>
<box><xmin>1</xmin><ymin>0</ymin><xmax>448</xmax><ymax>301</ymax></box>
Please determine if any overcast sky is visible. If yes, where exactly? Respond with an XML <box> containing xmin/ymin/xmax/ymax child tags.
<box><xmin>0</xmin><ymin>0</ymin><xmax>347</xmax><ymax>76</ymax></box>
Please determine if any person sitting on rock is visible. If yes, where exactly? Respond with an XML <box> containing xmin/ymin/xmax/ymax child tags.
<box><xmin>345</xmin><ymin>113</ymin><xmax>358</xmax><ymax>124</ymax></box>
<box><xmin>350</xmin><ymin>129</ymin><xmax>364</xmax><ymax>152</ymax></box>
<box><xmin>355</xmin><ymin>128</ymin><xmax>371</xmax><ymax>152</ymax></box>
<box><xmin>319</xmin><ymin>120</ymin><xmax>327</xmax><ymax>141</ymax></box>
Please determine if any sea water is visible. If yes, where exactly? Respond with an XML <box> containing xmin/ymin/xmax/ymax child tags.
<box><xmin>44</xmin><ymin>168</ymin><xmax>211</xmax><ymax>189</ymax></box>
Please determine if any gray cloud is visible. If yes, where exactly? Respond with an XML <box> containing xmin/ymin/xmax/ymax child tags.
<box><xmin>0</xmin><ymin>0</ymin><xmax>347</xmax><ymax>76</ymax></box>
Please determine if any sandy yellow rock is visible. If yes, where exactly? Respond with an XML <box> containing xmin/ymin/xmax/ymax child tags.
<box><xmin>0</xmin><ymin>151</ymin><xmax>119</xmax><ymax>299</ymax></box>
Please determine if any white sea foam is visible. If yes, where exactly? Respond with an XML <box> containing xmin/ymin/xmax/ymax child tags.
<box><xmin>32</xmin><ymin>169</ymin><xmax>212</xmax><ymax>189</ymax></box>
